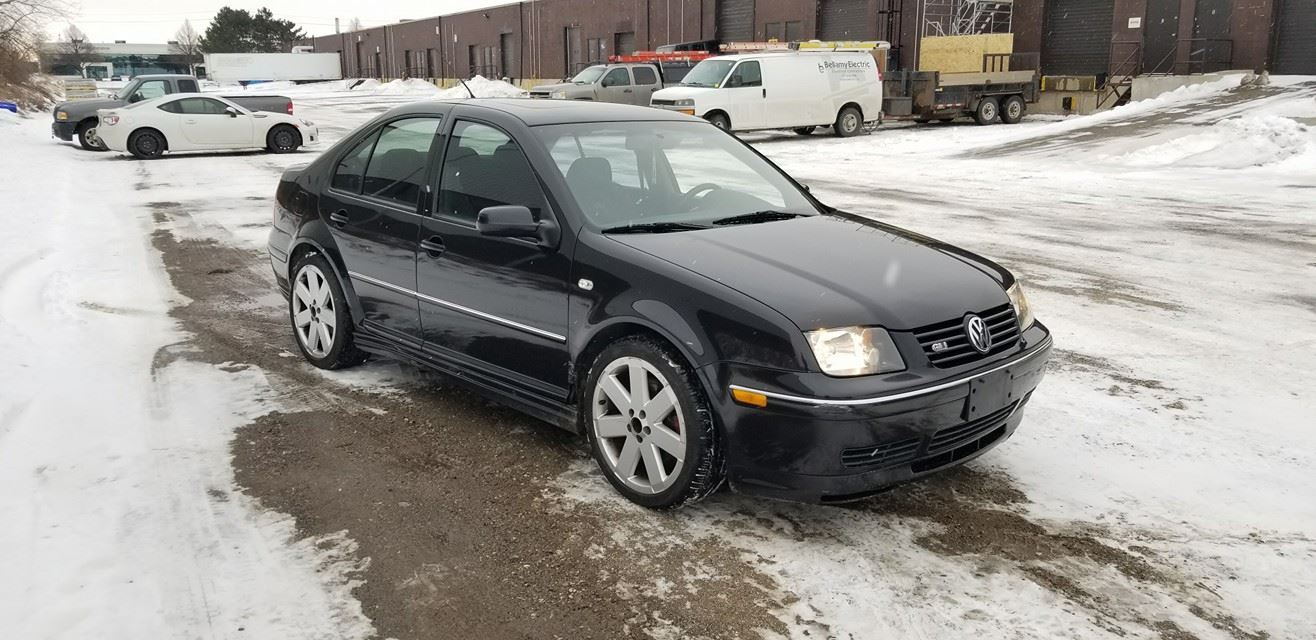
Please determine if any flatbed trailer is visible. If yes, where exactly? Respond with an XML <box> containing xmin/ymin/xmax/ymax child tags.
<box><xmin>881</xmin><ymin>54</ymin><xmax>1041</xmax><ymax>125</ymax></box>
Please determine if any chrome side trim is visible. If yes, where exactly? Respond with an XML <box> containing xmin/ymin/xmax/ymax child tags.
<box><xmin>347</xmin><ymin>271</ymin><xmax>567</xmax><ymax>343</ymax></box>
<box><xmin>730</xmin><ymin>335</ymin><xmax>1053</xmax><ymax>407</ymax></box>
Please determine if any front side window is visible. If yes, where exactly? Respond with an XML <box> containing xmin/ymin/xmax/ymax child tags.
<box><xmin>680</xmin><ymin>59</ymin><xmax>735</xmax><ymax>88</ymax></box>
<box><xmin>602</xmin><ymin>67</ymin><xmax>631</xmax><ymax>87</ymax></box>
<box><xmin>437</xmin><ymin>121</ymin><xmax>548</xmax><ymax>224</ymax></box>
<box><xmin>535</xmin><ymin>121</ymin><xmax>818</xmax><ymax>230</ymax></box>
<box><xmin>130</xmin><ymin>80</ymin><xmax>168</xmax><ymax>102</ymax></box>
<box><xmin>361</xmin><ymin>117</ymin><xmax>444</xmax><ymax>206</ymax></box>
<box><xmin>728</xmin><ymin>61</ymin><xmax>762</xmax><ymax>88</ymax></box>
<box><xmin>176</xmin><ymin>97</ymin><xmax>232</xmax><ymax>115</ymax></box>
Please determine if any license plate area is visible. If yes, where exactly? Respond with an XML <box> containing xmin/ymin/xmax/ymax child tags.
<box><xmin>966</xmin><ymin>367</ymin><xmax>1014</xmax><ymax>420</ymax></box>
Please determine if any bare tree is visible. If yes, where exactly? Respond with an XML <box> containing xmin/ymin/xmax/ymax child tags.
<box><xmin>57</xmin><ymin>23</ymin><xmax>92</xmax><ymax>71</ymax></box>
<box><xmin>1</xmin><ymin>0</ymin><xmax>67</xmax><ymax>84</ymax></box>
<box><xmin>348</xmin><ymin>17</ymin><xmax>362</xmax><ymax>32</ymax></box>
<box><xmin>174</xmin><ymin>19</ymin><xmax>202</xmax><ymax>61</ymax></box>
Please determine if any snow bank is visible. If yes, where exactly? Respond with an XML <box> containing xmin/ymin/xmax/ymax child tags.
<box><xmin>0</xmin><ymin>109</ymin><xmax>19</xmax><ymax>126</ymax></box>
<box><xmin>1116</xmin><ymin>115</ymin><xmax>1312</xmax><ymax>169</ymax></box>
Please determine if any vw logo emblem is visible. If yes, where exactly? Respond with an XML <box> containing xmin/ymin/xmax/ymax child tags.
<box><xmin>964</xmin><ymin>314</ymin><xmax>992</xmax><ymax>354</ymax></box>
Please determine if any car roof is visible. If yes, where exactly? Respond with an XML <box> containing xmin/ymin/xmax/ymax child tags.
<box><xmin>385</xmin><ymin>98</ymin><xmax>696</xmax><ymax>126</ymax></box>
<box><xmin>132</xmin><ymin>74</ymin><xmax>192</xmax><ymax>80</ymax></box>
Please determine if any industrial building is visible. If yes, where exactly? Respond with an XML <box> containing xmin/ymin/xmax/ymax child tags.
<box><xmin>303</xmin><ymin>0</ymin><xmax>1314</xmax><ymax>84</ymax></box>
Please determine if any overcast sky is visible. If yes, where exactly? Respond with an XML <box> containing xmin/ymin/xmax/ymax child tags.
<box><xmin>50</xmin><ymin>0</ymin><xmax>509</xmax><ymax>43</ymax></box>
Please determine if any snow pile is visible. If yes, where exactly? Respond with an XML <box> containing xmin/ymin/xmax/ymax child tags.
<box><xmin>0</xmin><ymin>109</ymin><xmax>19</xmax><ymax>126</ymax></box>
<box><xmin>1117</xmin><ymin>115</ymin><xmax>1311</xmax><ymax>168</ymax></box>
<box><xmin>434</xmin><ymin>75</ymin><xmax>528</xmax><ymax>99</ymax></box>
<box><xmin>373</xmin><ymin>78</ymin><xmax>441</xmax><ymax>95</ymax></box>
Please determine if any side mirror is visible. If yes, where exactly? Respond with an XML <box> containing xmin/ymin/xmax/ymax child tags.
<box><xmin>477</xmin><ymin>205</ymin><xmax>557</xmax><ymax>248</ymax></box>
<box><xmin>224</xmin><ymin>106</ymin><xmax>240</xmax><ymax>118</ymax></box>
<box><xmin>726</xmin><ymin>76</ymin><xmax>743</xmax><ymax>88</ymax></box>
<box><xmin>128</xmin><ymin>93</ymin><xmax>142</xmax><ymax>103</ymax></box>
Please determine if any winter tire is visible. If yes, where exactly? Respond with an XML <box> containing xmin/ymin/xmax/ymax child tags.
<box><xmin>290</xmin><ymin>253</ymin><xmax>366</xmax><ymax>369</ymax></box>
<box><xmin>584</xmin><ymin>336</ymin><xmax>724</xmax><ymax>509</ymax></box>
<box><xmin>705</xmin><ymin>112</ymin><xmax>730</xmax><ymax>131</ymax></box>
<box><xmin>974</xmin><ymin>98</ymin><xmax>1000</xmax><ymax>126</ymax></box>
<box><xmin>128</xmin><ymin>129</ymin><xmax>165</xmax><ymax>159</ymax></box>
<box><xmin>267</xmin><ymin>125</ymin><xmax>301</xmax><ymax>153</ymax></box>
<box><xmin>77</xmin><ymin>120</ymin><xmax>107</xmax><ymax>151</ymax></box>
<box><xmin>1001</xmin><ymin>95</ymin><xmax>1025</xmax><ymax>124</ymax></box>
<box><xmin>834</xmin><ymin>106</ymin><xmax>862</xmax><ymax>137</ymax></box>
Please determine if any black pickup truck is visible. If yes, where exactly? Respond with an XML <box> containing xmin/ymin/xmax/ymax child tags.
<box><xmin>52</xmin><ymin>74</ymin><xmax>294</xmax><ymax>150</ymax></box>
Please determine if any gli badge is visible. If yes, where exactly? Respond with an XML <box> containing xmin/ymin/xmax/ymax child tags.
<box><xmin>963</xmin><ymin>314</ymin><xmax>992</xmax><ymax>354</ymax></box>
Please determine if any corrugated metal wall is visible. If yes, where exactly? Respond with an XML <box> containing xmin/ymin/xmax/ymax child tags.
<box><xmin>717</xmin><ymin>0</ymin><xmax>756</xmax><ymax>41</ymax></box>
<box><xmin>817</xmin><ymin>0</ymin><xmax>871</xmax><ymax>40</ymax></box>
<box><xmin>1041</xmin><ymin>0</ymin><xmax>1114</xmax><ymax>76</ymax></box>
<box><xmin>1273</xmin><ymin>0</ymin><xmax>1316</xmax><ymax>73</ymax></box>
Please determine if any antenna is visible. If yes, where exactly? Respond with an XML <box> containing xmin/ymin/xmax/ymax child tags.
<box><xmin>459</xmin><ymin>78</ymin><xmax>475</xmax><ymax>98</ymax></box>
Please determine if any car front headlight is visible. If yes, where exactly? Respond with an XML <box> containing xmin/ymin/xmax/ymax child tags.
<box><xmin>56</xmin><ymin>111</ymin><xmax>68</xmax><ymax>120</ymax></box>
<box><xmin>101</xmin><ymin>115</ymin><xmax>119</xmax><ymax>126</ymax></box>
<box><xmin>300</xmin><ymin>119</ymin><xmax>314</xmax><ymax>127</ymax></box>
<box><xmin>1007</xmin><ymin>282</ymin><xmax>1035</xmax><ymax>330</ymax></box>
<box><xmin>551</xmin><ymin>91</ymin><xmax>567</xmax><ymax>99</ymax></box>
<box><xmin>805</xmin><ymin>326</ymin><xmax>905</xmax><ymax>377</ymax></box>
<box><xmin>673</xmin><ymin>98</ymin><xmax>695</xmax><ymax>107</ymax></box>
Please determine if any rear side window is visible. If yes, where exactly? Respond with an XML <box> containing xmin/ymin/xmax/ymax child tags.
<box><xmin>633</xmin><ymin>66</ymin><xmax>657</xmax><ymax>85</ymax></box>
<box><xmin>331</xmin><ymin>134</ymin><xmax>377</xmax><ymax>193</ymax></box>
<box><xmin>437</xmin><ymin>121</ymin><xmax>548</xmax><ymax>224</ymax></box>
<box><xmin>361</xmin><ymin>117</ymin><xmax>443</xmax><ymax>206</ymax></box>
<box><xmin>157</xmin><ymin>101</ymin><xmax>183</xmax><ymax>114</ymax></box>
<box><xmin>178</xmin><ymin>79</ymin><xmax>199</xmax><ymax>93</ymax></box>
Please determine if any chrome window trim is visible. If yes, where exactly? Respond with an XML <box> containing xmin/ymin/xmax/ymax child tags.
<box><xmin>730</xmin><ymin>335</ymin><xmax>1052</xmax><ymax>407</ymax></box>
<box><xmin>348</xmin><ymin>271</ymin><xmax>567</xmax><ymax>343</ymax></box>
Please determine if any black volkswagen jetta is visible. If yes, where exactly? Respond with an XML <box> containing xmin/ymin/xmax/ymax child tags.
<box><xmin>268</xmin><ymin>99</ymin><xmax>1052</xmax><ymax>508</ymax></box>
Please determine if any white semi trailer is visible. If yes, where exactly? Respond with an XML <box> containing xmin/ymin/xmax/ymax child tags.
<box><xmin>204</xmin><ymin>52</ymin><xmax>342</xmax><ymax>84</ymax></box>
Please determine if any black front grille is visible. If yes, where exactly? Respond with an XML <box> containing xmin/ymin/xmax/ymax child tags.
<box><xmin>913</xmin><ymin>303</ymin><xmax>1020</xmax><ymax>368</ymax></box>
<box><xmin>926</xmin><ymin>402</ymin><xmax>1017</xmax><ymax>455</ymax></box>
<box><xmin>841</xmin><ymin>436</ymin><xmax>921</xmax><ymax>469</ymax></box>
<box><xmin>651</xmin><ymin>99</ymin><xmax>677</xmax><ymax>106</ymax></box>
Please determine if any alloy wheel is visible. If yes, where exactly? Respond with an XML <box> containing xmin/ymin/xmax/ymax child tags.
<box><xmin>293</xmin><ymin>264</ymin><xmax>336</xmax><ymax>358</ymax></box>
<box><xmin>591</xmin><ymin>356</ymin><xmax>687</xmax><ymax>494</ymax></box>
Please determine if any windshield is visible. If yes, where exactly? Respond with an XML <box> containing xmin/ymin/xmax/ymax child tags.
<box><xmin>570</xmin><ymin>66</ymin><xmax>606</xmax><ymax>84</ymax></box>
<box><xmin>535</xmin><ymin>121</ymin><xmax>819</xmax><ymax>232</ymax></box>
<box><xmin>680</xmin><ymin>59</ymin><xmax>735</xmax><ymax>87</ymax></box>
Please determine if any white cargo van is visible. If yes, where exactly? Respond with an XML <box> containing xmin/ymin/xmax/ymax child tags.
<box><xmin>650</xmin><ymin>51</ymin><xmax>882</xmax><ymax>136</ymax></box>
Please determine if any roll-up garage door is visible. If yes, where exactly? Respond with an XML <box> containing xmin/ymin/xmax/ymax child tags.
<box><xmin>818</xmin><ymin>0</ymin><xmax>872</xmax><ymax>40</ymax></box>
<box><xmin>717</xmin><ymin>0</ymin><xmax>755</xmax><ymax>42</ymax></box>
<box><xmin>1041</xmin><ymin>0</ymin><xmax>1115</xmax><ymax>76</ymax></box>
<box><xmin>1274</xmin><ymin>0</ymin><xmax>1316</xmax><ymax>74</ymax></box>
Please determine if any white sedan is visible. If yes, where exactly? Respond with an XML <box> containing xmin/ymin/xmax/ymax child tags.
<box><xmin>96</xmin><ymin>94</ymin><xmax>319</xmax><ymax>159</ymax></box>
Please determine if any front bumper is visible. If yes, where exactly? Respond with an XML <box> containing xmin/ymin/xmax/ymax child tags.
<box><xmin>703</xmin><ymin>324</ymin><xmax>1053</xmax><ymax>503</ymax></box>
<box><xmin>52</xmin><ymin>120</ymin><xmax>78</xmax><ymax>141</ymax></box>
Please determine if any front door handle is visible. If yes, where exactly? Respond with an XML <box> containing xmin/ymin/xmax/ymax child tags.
<box><xmin>184</xmin><ymin>119</ymin><xmax>197</xmax><ymax>124</ymax></box>
<box><xmin>328</xmin><ymin>210</ymin><xmax>349</xmax><ymax>227</ymax></box>
<box><xmin>623</xmin><ymin>88</ymin><xmax>633</xmax><ymax>93</ymax></box>
<box><xmin>762</xmin><ymin>88</ymin><xmax>767</xmax><ymax>98</ymax></box>
<box><xmin>420</xmin><ymin>236</ymin><xmax>446</xmax><ymax>258</ymax></box>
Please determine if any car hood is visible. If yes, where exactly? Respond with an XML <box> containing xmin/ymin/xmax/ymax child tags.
<box><xmin>531</xmin><ymin>82</ymin><xmax>584</xmax><ymax>93</ymax></box>
<box><xmin>651</xmin><ymin>86</ymin><xmax>716</xmax><ymax>100</ymax></box>
<box><xmin>609</xmin><ymin>213</ymin><xmax>1012</xmax><ymax>331</ymax></box>
<box><xmin>56</xmin><ymin>98</ymin><xmax>123</xmax><ymax>118</ymax></box>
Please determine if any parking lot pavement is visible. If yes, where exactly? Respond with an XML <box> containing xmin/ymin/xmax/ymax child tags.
<box><xmin>2</xmin><ymin>77</ymin><xmax>1313</xmax><ymax>639</ymax></box>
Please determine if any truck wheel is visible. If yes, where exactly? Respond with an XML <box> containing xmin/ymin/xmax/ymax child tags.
<box><xmin>128</xmin><ymin>129</ymin><xmax>166</xmax><ymax>159</ymax></box>
<box><xmin>77</xmin><ymin>120</ymin><xmax>107</xmax><ymax>151</ymax></box>
<box><xmin>266</xmin><ymin>125</ymin><xmax>301</xmax><ymax>153</ymax></box>
<box><xmin>1001</xmin><ymin>95</ymin><xmax>1025</xmax><ymax>124</ymax></box>
<box><xmin>974</xmin><ymin>98</ymin><xmax>1000</xmax><ymax>126</ymax></box>
<box><xmin>834</xmin><ymin>106</ymin><xmax>862</xmax><ymax>137</ymax></box>
<box><xmin>705</xmin><ymin>112</ymin><xmax>730</xmax><ymax>131</ymax></box>
<box><xmin>793</xmin><ymin>126</ymin><xmax>816</xmax><ymax>136</ymax></box>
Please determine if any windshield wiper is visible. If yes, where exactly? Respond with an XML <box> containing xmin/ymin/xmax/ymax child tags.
<box><xmin>711</xmin><ymin>210</ymin><xmax>807</xmax><ymax>226</ymax></box>
<box><xmin>602</xmin><ymin>221</ymin><xmax>709</xmax><ymax>234</ymax></box>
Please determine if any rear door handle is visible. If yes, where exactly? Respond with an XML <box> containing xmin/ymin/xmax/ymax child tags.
<box><xmin>420</xmin><ymin>236</ymin><xmax>446</xmax><ymax>258</ymax></box>
<box><xmin>184</xmin><ymin>119</ymin><xmax>197</xmax><ymax>124</ymax></box>
<box><xmin>328</xmin><ymin>210</ymin><xmax>349</xmax><ymax>227</ymax></box>
<box><xmin>623</xmin><ymin>88</ymin><xmax>633</xmax><ymax>93</ymax></box>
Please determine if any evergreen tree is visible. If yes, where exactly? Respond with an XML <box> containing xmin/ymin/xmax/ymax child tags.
<box><xmin>200</xmin><ymin>7</ymin><xmax>304</xmax><ymax>53</ymax></box>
